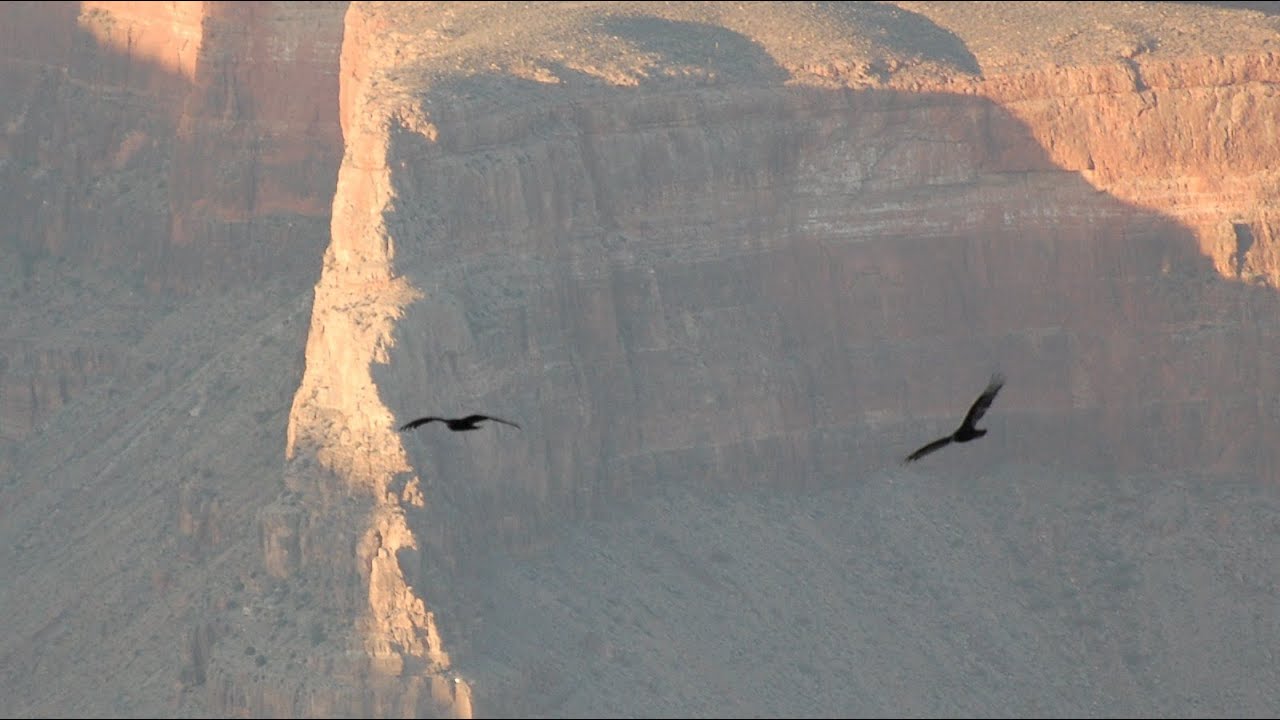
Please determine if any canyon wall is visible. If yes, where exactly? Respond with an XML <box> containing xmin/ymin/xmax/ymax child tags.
<box><xmin>273</xmin><ymin>1</ymin><xmax>1280</xmax><ymax>715</ymax></box>
<box><xmin>0</xmin><ymin>0</ymin><xmax>344</xmax><ymax>289</ymax></box>
<box><xmin>5</xmin><ymin>1</ymin><xmax>1280</xmax><ymax>717</ymax></box>
<box><xmin>0</xmin><ymin>0</ymin><xmax>344</xmax><ymax>445</ymax></box>
<box><xmin>0</xmin><ymin>2</ymin><xmax>345</xmax><ymax>717</ymax></box>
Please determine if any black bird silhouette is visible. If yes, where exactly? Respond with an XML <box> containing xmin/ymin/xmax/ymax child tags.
<box><xmin>903</xmin><ymin>373</ymin><xmax>1005</xmax><ymax>463</ymax></box>
<box><xmin>399</xmin><ymin>414</ymin><xmax>521</xmax><ymax>432</ymax></box>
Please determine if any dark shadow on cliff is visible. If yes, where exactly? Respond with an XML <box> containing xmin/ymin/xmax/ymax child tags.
<box><xmin>398</xmin><ymin>17</ymin><xmax>789</xmax><ymax>123</ymax></box>
<box><xmin>401</xmin><ymin>6</ymin><xmax>979</xmax><ymax>121</ymax></box>
<box><xmin>597</xmin><ymin>5</ymin><xmax>982</xmax><ymax>81</ymax></box>
<box><xmin>812</xmin><ymin>1</ymin><xmax>983</xmax><ymax>75</ymax></box>
<box><xmin>598</xmin><ymin>16</ymin><xmax>792</xmax><ymax>85</ymax></box>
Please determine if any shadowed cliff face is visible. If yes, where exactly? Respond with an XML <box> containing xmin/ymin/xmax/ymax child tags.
<box><xmin>371</xmin><ymin>78</ymin><xmax>1280</xmax><ymax>553</ymax></box>
<box><xmin>339</xmin><ymin>6</ymin><xmax>1280</xmax><ymax>545</ymax></box>
<box><xmin>269</xmin><ymin>2</ymin><xmax>1280</xmax><ymax>717</ymax></box>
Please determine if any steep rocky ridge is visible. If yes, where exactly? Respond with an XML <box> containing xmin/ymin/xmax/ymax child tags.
<box><xmin>5</xmin><ymin>1</ymin><xmax>1280</xmax><ymax>717</ymax></box>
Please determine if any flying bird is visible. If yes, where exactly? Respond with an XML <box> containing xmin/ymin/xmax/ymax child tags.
<box><xmin>398</xmin><ymin>413</ymin><xmax>521</xmax><ymax>432</ymax></box>
<box><xmin>903</xmin><ymin>372</ymin><xmax>1005</xmax><ymax>463</ymax></box>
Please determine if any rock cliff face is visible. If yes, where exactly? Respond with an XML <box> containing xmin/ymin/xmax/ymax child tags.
<box><xmin>272</xmin><ymin>1</ymin><xmax>1280</xmax><ymax>716</ymax></box>
<box><xmin>0</xmin><ymin>1</ymin><xmax>344</xmax><ymax>717</ymax></box>
<box><xmin>0</xmin><ymin>0</ymin><xmax>344</xmax><ymax>444</ymax></box>
<box><xmin>5</xmin><ymin>1</ymin><xmax>1280</xmax><ymax>717</ymax></box>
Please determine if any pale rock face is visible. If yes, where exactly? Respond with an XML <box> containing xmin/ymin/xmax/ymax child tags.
<box><xmin>5</xmin><ymin>1</ymin><xmax>1280</xmax><ymax>717</ymax></box>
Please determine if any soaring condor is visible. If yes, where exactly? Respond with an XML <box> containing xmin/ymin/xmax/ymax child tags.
<box><xmin>904</xmin><ymin>373</ymin><xmax>1005</xmax><ymax>463</ymax></box>
<box><xmin>399</xmin><ymin>414</ymin><xmax>521</xmax><ymax>432</ymax></box>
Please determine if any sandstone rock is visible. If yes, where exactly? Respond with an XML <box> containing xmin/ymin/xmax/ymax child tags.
<box><xmin>282</xmin><ymin>1</ymin><xmax>1280</xmax><ymax>715</ymax></box>
<box><xmin>6</xmin><ymin>1</ymin><xmax>1280</xmax><ymax>718</ymax></box>
<box><xmin>0</xmin><ymin>0</ymin><xmax>343</xmax><ymax>294</ymax></box>
<box><xmin>258</xmin><ymin>498</ymin><xmax>303</xmax><ymax>579</ymax></box>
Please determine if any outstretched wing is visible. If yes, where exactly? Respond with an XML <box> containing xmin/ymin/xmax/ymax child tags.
<box><xmin>473</xmin><ymin>414</ymin><xmax>521</xmax><ymax>430</ymax></box>
<box><xmin>958</xmin><ymin>372</ymin><xmax>1005</xmax><ymax>432</ymax></box>
<box><xmin>904</xmin><ymin>435</ymin><xmax>954</xmax><ymax>463</ymax></box>
<box><xmin>399</xmin><ymin>416</ymin><xmax>443</xmax><ymax>431</ymax></box>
